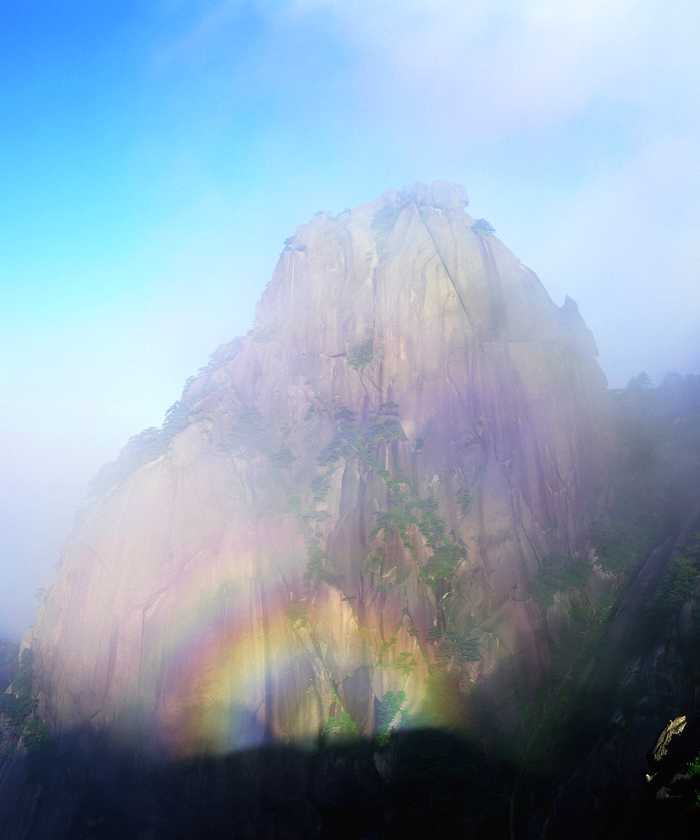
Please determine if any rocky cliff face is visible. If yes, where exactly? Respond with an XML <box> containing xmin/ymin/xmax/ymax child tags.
<box><xmin>31</xmin><ymin>182</ymin><xmax>610</xmax><ymax>755</ymax></box>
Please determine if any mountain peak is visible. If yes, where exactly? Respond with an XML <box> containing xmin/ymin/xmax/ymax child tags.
<box><xmin>379</xmin><ymin>180</ymin><xmax>469</xmax><ymax>212</ymax></box>
<box><xmin>32</xmin><ymin>185</ymin><xmax>609</xmax><ymax>755</ymax></box>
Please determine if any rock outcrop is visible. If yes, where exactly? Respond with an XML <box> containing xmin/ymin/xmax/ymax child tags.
<box><xmin>31</xmin><ymin>182</ymin><xmax>610</xmax><ymax>755</ymax></box>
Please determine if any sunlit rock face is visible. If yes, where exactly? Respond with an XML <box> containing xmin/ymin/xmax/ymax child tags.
<box><xmin>32</xmin><ymin>183</ymin><xmax>610</xmax><ymax>754</ymax></box>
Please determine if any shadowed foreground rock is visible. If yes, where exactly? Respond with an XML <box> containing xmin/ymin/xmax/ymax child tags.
<box><xmin>0</xmin><ymin>728</ymin><xmax>513</xmax><ymax>840</ymax></box>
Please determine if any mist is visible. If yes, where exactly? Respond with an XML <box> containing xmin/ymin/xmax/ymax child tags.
<box><xmin>1</xmin><ymin>0</ymin><xmax>698</xmax><ymax>639</ymax></box>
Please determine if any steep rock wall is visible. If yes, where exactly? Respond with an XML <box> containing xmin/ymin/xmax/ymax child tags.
<box><xmin>32</xmin><ymin>183</ymin><xmax>610</xmax><ymax>754</ymax></box>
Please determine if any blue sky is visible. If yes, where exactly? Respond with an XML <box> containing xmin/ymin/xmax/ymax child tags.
<box><xmin>1</xmin><ymin>0</ymin><xmax>699</xmax><ymax>635</ymax></box>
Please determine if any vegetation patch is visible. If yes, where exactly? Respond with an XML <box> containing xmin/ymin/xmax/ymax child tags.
<box><xmin>375</xmin><ymin>690</ymin><xmax>406</xmax><ymax>745</ymax></box>
<box><xmin>0</xmin><ymin>649</ymin><xmax>50</xmax><ymax>752</ymax></box>
<box><xmin>592</xmin><ymin>520</ymin><xmax>652</xmax><ymax>575</ymax></box>
<box><xmin>688</xmin><ymin>752</ymin><xmax>700</xmax><ymax>809</ymax></box>
<box><xmin>420</xmin><ymin>543</ymin><xmax>466</xmax><ymax>588</ymax></box>
<box><xmin>647</xmin><ymin>553</ymin><xmax>699</xmax><ymax>627</ymax></box>
<box><xmin>437</xmin><ymin>627</ymin><xmax>481</xmax><ymax>665</ymax></box>
<box><xmin>531</xmin><ymin>555</ymin><xmax>591</xmax><ymax>608</ymax></box>
<box><xmin>323</xmin><ymin>706</ymin><xmax>359</xmax><ymax>740</ymax></box>
<box><xmin>394</xmin><ymin>651</ymin><xmax>418</xmax><ymax>677</ymax></box>
<box><xmin>0</xmin><ymin>641</ymin><xmax>18</xmax><ymax>693</ymax></box>
<box><xmin>471</xmin><ymin>218</ymin><xmax>495</xmax><ymax>235</ymax></box>
<box><xmin>304</xmin><ymin>540</ymin><xmax>337</xmax><ymax>586</ymax></box>
<box><xmin>347</xmin><ymin>338</ymin><xmax>375</xmax><ymax>371</ymax></box>
<box><xmin>0</xmin><ymin>650</ymin><xmax>35</xmax><ymax>725</ymax></box>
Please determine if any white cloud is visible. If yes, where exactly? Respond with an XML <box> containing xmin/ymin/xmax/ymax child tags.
<box><xmin>530</xmin><ymin>133</ymin><xmax>700</xmax><ymax>384</ymax></box>
<box><xmin>154</xmin><ymin>1</ymin><xmax>700</xmax><ymax>146</ymax></box>
<box><xmin>285</xmin><ymin>0</ymin><xmax>699</xmax><ymax>139</ymax></box>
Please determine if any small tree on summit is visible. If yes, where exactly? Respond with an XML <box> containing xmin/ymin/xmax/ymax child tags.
<box><xmin>471</xmin><ymin>218</ymin><xmax>495</xmax><ymax>235</ymax></box>
<box><xmin>627</xmin><ymin>371</ymin><xmax>653</xmax><ymax>391</ymax></box>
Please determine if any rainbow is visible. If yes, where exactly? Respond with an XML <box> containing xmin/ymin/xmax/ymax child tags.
<box><xmin>143</xmin><ymin>561</ymin><xmax>457</xmax><ymax>756</ymax></box>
